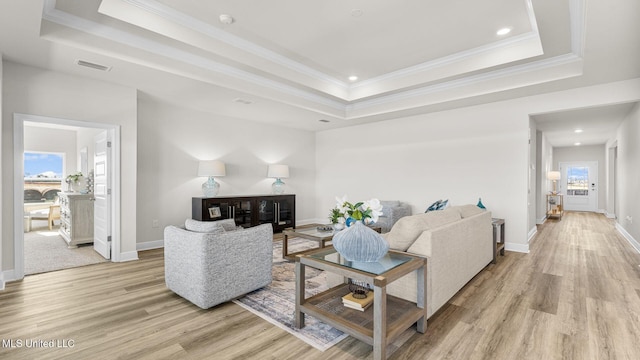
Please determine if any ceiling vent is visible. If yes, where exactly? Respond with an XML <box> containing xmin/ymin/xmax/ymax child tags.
<box><xmin>75</xmin><ymin>59</ymin><xmax>112</xmax><ymax>72</ymax></box>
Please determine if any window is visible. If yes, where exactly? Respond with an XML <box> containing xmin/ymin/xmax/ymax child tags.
<box><xmin>24</xmin><ymin>152</ymin><xmax>63</xmax><ymax>201</ymax></box>
<box><xmin>566</xmin><ymin>166</ymin><xmax>588</xmax><ymax>196</ymax></box>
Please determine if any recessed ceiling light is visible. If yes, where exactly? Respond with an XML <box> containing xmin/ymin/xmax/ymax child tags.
<box><xmin>351</xmin><ymin>9</ymin><xmax>364</xmax><ymax>17</ymax></box>
<box><xmin>574</xmin><ymin>129</ymin><xmax>583</xmax><ymax>133</ymax></box>
<box><xmin>348</xmin><ymin>75</ymin><xmax>358</xmax><ymax>82</ymax></box>
<box><xmin>574</xmin><ymin>142</ymin><xmax>581</xmax><ymax>146</ymax></box>
<box><xmin>219</xmin><ymin>14</ymin><xmax>234</xmax><ymax>25</ymax></box>
<box><xmin>496</xmin><ymin>27</ymin><xmax>512</xmax><ymax>36</ymax></box>
<box><xmin>234</xmin><ymin>98</ymin><xmax>252</xmax><ymax>105</ymax></box>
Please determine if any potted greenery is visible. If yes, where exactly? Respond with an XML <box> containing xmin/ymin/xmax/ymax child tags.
<box><xmin>65</xmin><ymin>172</ymin><xmax>83</xmax><ymax>192</ymax></box>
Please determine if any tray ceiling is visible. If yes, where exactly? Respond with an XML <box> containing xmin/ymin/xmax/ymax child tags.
<box><xmin>41</xmin><ymin>0</ymin><xmax>581</xmax><ymax>120</ymax></box>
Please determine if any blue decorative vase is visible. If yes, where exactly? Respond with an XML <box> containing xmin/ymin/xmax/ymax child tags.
<box><xmin>477</xmin><ymin>197</ymin><xmax>486</xmax><ymax>209</ymax></box>
<box><xmin>332</xmin><ymin>221</ymin><xmax>389</xmax><ymax>262</ymax></box>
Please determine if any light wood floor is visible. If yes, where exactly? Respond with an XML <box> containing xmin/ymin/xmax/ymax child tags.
<box><xmin>2</xmin><ymin>212</ymin><xmax>640</xmax><ymax>359</ymax></box>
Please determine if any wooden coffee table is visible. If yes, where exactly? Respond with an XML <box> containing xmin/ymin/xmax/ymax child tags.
<box><xmin>282</xmin><ymin>226</ymin><xmax>380</xmax><ymax>260</ymax></box>
<box><xmin>282</xmin><ymin>227</ymin><xmax>334</xmax><ymax>260</ymax></box>
<box><xmin>294</xmin><ymin>247</ymin><xmax>427</xmax><ymax>360</ymax></box>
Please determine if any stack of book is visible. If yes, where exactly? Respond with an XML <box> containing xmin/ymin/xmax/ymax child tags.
<box><xmin>342</xmin><ymin>291</ymin><xmax>374</xmax><ymax>311</ymax></box>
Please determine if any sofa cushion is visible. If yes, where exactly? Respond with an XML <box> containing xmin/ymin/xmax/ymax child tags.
<box><xmin>184</xmin><ymin>218</ymin><xmax>226</xmax><ymax>234</ymax></box>
<box><xmin>384</xmin><ymin>208</ymin><xmax>462</xmax><ymax>251</ymax></box>
<box><xmin>454</xmin><ymin>204</ymin><xmax>486</xmax><ymax>218</ymax></box>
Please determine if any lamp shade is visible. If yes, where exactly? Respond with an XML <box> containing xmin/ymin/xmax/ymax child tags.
<box><xmin>547</xmin><ymin>171</ymin><xmax>561</xmax><ymax>181</ymax></box>
<box><xmin>267</xmin><ymin>164</ymin><xmax>289</xmax><ymax>179</ymax></box>
<box><xmin>198</xmin><ymin>160</ymin><xmax>226</xmax><ymax>177</ymax></box>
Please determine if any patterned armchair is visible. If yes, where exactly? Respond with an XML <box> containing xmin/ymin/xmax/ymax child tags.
<box><xmin>164</xmin><ymin>219</ymin><xmax>273</xmax><ymax>309</ymax></box>
<box><xmin>375</xmin><ymin>200</ymin><xmax>412</xmax><ymax>233</ymax></box>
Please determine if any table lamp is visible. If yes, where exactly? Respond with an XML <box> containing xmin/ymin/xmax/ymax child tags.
<box><xmin>198</xmin><ymin>160</ymin><xmax>226</xmax><ymax>197</ymax></box>
<box><xmin>547</xmin><ymin>171</ymin><xmax>561</xmax><ymax>194</ymax></box>
<box><xmin>267</xmin><ymin>164</ymin><xmax>289</xmax><ymax>194</ymax></box>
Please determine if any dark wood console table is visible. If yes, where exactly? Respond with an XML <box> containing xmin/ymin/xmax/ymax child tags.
<box><xmin>192</xmin><ymin>194</ymin><xmax>295</xmax><ymax>233</ymax></box>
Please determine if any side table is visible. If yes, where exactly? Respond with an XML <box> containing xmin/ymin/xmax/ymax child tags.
<box><xmin>295</xmin><ymin>247</ymin><xmax>427</xmax><ymax>360</ymax></box>
<box><xmin>492</xmin><ymin>218</ymin><xmax>505</xmax><ymax>263</ymax></box>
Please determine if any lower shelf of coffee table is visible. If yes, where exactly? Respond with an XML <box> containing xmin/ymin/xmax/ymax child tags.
<box><xmin>300</xmin><ymin>284</ymin><xmax>424</xmax><ymax>344</ymax></box>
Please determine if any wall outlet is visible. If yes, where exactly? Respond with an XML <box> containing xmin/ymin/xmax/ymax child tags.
<box><xmin>152</xmin><ymin>219</ymin><xmax>159</xmax><ymax>228</ymax></box>
<box><xmin>626</xmin><ymin>216</ymin><xmax>633</xmax><ymax>224</ymax></box>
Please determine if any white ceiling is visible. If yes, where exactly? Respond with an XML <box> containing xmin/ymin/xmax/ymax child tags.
<box><xmin>532</xmin><ymin>102</ymin><xmax>636</xmax><ymax>147</ymax></box>
<box><xmin>0</xmin><ymin>0</ymin><xmax>639</xmax><ymax>142</ymax></box>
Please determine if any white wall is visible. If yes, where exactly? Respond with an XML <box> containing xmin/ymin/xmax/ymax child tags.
<box><xmin>553</xmin><ymin>145</ymin><xmax>607</xmax><ymax>211</ymax></box>
<box><xmin>135</xmin><ymin>95</ymin><xmax>317</xmax><ymax>245</ymax></box>
<box><xmin>316</xmin><ymin>104</ymin><xmax>530</xmax><ymax>252</ymax></box>
<box><xmin>612</xmin><ymin>103</ymin><xmax>640</xmax><ymax>248</ymax></box>
<box><xmin>536</xmin><ymin>131</ymin><xmax>553</xmax><ymax>223</ymax></box>
<box><xmin>528</xmin><ymin>120</ymin><xmax>537</xmax><ymax>237</ymax></box>
<box><xmin>76</xmin><ymin>127</ymin><xmax>102</xmax><ymax>174</ymax></box>
<box><xmin>316</xmin><ymin>78</ymin><xmax>640</xmax><ymax>253</ymax></box>
<box><xmin>0</xmin><ymin>55</ymin><xmax>3</xmax><ymax>289</ymax></box>
<box><xmin>2</xmin><ymin>61</ymin><xmax>137</xmax><ymax>274</ymax></box>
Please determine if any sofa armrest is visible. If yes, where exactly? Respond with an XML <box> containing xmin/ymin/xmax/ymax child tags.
<box><xmin>387</xmin><ymin>210</ymin><xmax>492</xmax><ymax>317</ymax></box>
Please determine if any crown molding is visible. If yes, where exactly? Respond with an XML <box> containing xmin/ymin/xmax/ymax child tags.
<box><xmin>42</xmin><ymin>0</ymin><xmax>346</xmax><ymax>112</ymax></box>
<box><xmin>104</xmin><ymin>0</ymin><xmax>544</xmax><ymax>100</ymax></box>
<box><xmin>345</xmin><ymin>53</ymin><xmax>584</xmax><ymax>118</ymax></box>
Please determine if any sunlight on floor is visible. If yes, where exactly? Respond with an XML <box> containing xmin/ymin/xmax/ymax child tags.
<box><xmin>33</xmin><ymin>230</ymin><xmax>60</xmax><ymax>237</ymax></box>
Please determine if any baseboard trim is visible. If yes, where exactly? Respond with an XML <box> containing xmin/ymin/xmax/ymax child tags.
<box><xmin>616</xmin><ymin>223</ymin><xmax>640</xmax><ymax>254</ymax></box>
<box><xmin>528</xmin><ymin>226</ymin><xmax>538</xmax><ymax>244</ymax></box>
<box><xmin>505</xmin><ymin>242</ymin><xmax>529</xmax><ymax>254</ymax></box>
<box><xmin>606</xmin><ymin>212</ymin><xmax>616</xmax><ymax>219</ymax></box>
<box><xmin>536</xmin><ymin>217</ymin><xmax>547</xmax><ymax>225</ymax></box>
<box><xmin>297</xmin><ymin>218</ymin><xmax>325</xmax><ymax>226</ymax></box>
<box><xmin>1</xmin><ymin>269</ymin><xmax>18</xmax><ymax>288</ymax></box>
<box><xmin>137</xmin><ymin>240</ymin><xmax>164</xmax><ymax>251</ymax></box>
<box><xmin>117</xmin><ymin>251</ymin><xmax>139</xmax><ymax>262</ymax></box>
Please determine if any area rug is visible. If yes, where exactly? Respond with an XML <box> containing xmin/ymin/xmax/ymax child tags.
<box><xmin>24</xmin><ymin>221</ymin><xmax>108</xmax><ymax>275</ymax></box>
<box><xmin>233</xmin><ymin>238</ymin><xmax>348</xmax><ymax>351</ymax></box>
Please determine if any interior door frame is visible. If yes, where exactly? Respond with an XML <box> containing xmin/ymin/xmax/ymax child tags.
<box><xmin>13</xmin><ymin>113</ymin><xmax>121</xmax><ymax>280</ymax></box>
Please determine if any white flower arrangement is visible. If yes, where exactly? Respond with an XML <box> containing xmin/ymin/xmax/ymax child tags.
<box><xmin>329</xmin><ymin>195</ymin><xmax>384</xmax><ymax>225</ymax></box>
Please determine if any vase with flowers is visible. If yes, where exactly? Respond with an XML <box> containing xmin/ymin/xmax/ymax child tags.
<box><xmin>65</xmin><ymin>172</ymin><xmax>83</xmax><ymax>192</ymax></box>
<box><xmin>332</xmin><ymin>195</ymin><xmax>384</xmax><ymax>227</ymax></box>
<box><xmin>330</xmin><ymin>195</ymin><xmax>389</xmax><ymax>262</ymax></box>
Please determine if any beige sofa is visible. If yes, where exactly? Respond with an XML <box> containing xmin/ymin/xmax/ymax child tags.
<box><xmin>382</xmin><ymin>204</ymin><xmax>493</xmax><ymax>318</ymax></box>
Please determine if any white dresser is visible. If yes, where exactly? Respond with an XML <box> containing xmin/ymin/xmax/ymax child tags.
<box><xmin>58</xmin><ymin>192</ymin><xmax>94</xmax><ymax>247</ymax></box>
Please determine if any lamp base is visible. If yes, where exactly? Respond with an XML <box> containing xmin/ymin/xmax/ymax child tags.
<box><xmin>272</xmin><ymin>178</ymin><xmax>285</xmax><ymax>194</ymax></box>
<box><xmin>202</xmin><ymin>176</ymin><xmax>220</xmax><ymax>197</ymax></box>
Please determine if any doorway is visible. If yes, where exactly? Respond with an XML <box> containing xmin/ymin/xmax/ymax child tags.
<box><xmin>559</xmin><ymin>161</ymin><xmax>599</xmax><ymax>212</ymax></box>
<box><xmin>13</xmin><ymin>113</ymin><xmax>121</xmax><ymax>279</ymax></box>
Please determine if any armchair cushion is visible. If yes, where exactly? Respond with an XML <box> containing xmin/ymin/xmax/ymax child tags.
<box><xmin>184</xmin><ymin>218</ymin><xmax>226</xmax><ymax>234</ymax></box>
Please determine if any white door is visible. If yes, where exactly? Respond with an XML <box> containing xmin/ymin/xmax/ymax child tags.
<box><xmin>559</xmin><ymin>161</ymin><xmax>598</xmax><ymax>212</ymax></box>
<box><xmin>93</xmin><ymin>131</ymin><xmax>111</xmax><ymax>259</ymax></box>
